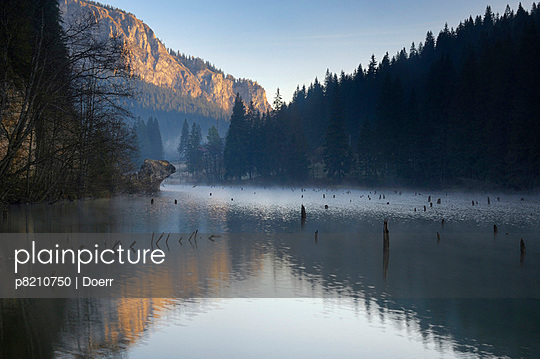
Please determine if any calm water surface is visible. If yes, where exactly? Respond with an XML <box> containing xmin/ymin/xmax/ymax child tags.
<box><xmin>1</xmin><ymin>184</ymin><xmax>539</xmax><ymax>358</ymax></box>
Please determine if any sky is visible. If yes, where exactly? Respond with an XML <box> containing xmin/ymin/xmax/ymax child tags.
<box><xmin>99</xmin><ymin>0</ymin><xmax>534</xmax><ymax>103</ymax></box>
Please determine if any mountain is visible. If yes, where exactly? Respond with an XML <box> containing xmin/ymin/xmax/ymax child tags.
<box><xmin>60</xmin><ymin>0</ymin><xmax>271</xmax><ymax>156</ymax></box>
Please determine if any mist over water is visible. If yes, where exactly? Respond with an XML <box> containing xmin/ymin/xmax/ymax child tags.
<box><xmin>4</xmin><ymin>184</ymin><xmax>539</xmax><ymax>234</ymax></box>
<box><xmin>1</xmin><ymin>184</ymin><xmax>539</xmax><ymax>358</ymax></box>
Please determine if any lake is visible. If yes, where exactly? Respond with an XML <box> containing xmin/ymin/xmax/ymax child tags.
<box><xmin>1</xmin><ymin>184</ymin><xmax>539</xmax><ymax>358</ymax></box>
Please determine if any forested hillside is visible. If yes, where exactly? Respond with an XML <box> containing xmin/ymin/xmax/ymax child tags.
<box><xmin>222</xmin><ymin>4</ymin><xmax>540</xmax><ymax>189</ymax></box>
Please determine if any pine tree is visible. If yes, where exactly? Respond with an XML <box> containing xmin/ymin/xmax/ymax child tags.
<box><xmin>224</xmin><ymin>93</ymin><xmax>248</xmax><ymax>180</ymax></box>
<box><xmin>177</xmin><ymin>118</ymin><xmax>190</xmax><ymax>160</ymax></box>
<box><xmin>134</xmin><ymin>118</ymin><xmax>150</xmax><ymax>163</ymax></box>
<box><xmin>366</xmin><ymin>55</ymin><xmax>378</xmax><ymax>80</ymax></box>
<box><xmin>246</xmin><ymin>101</ymin><xmax>260</xmax><ymax>178</ymax></box>
<box><xmin>146</xmin><ymin>117</ymin><xmax>164</xmax><ymax>160</ymax></box>
<box><xmin>254</xmin><ymin>110</ymin><xmax>273</xmax><ymax>177</ymax></box>
<box><xmin>186</xmin><ymin>122</ymin><xmax>202</xmax><ymax>174</ymax></box>
<box><xmin>421</xmin><ymin>31</ymin><xmax>436</xmax><ymax>61</ymax></box>
<box><xmin>303</xmin><ymin>78</ymin><xmax>326</xmax><ymax>151</ymax></box>
<box><xmin>205</xmin><ymin>125</ymin><xmax>223</xmax><ymax>181</ymax></box>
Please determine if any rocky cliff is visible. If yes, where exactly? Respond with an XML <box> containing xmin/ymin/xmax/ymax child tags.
<box><xmin>60</xmin><ymin>0</ymin><xmax>271</xmax><ymax>114</ymax></box>
<box><xmin>124</xmin><ymin>159</ymin><xmax>176</xmax><ymax>193</ymax></box>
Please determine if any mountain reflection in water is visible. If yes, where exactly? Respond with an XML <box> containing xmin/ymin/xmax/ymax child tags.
<box><xmin>1</xmin><ymin>185</ymin><xmax>539</xmax><ymax>358</ymax></box>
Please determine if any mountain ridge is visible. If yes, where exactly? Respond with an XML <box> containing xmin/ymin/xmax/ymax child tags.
<box><xmin>60</xmin><ymin>0</ymin><xmax>271</xmax><ymax>116</ymax></box>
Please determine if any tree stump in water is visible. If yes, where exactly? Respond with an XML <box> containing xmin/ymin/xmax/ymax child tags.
<box><xmin>383</xmin><ymin>220</ymin><xmax>390</xmax><ymax>280</ymax></box>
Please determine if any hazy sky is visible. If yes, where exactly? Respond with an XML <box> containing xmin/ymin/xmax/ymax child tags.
<box><xmin>100</xmin><ymin>0</ymin><xmax>533</xmax><ymax>103</ymax></box>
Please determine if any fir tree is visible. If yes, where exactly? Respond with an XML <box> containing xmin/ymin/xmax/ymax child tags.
<box><xmin>186</xmin><ymin>122</ymin><xmax>203</xmax><ymax>174</ymax></box>
<box><xmin>205</xmin><ymin>125</ymin><xmax>223</xmax><ymax>181</ymax></box>
<box><xmin>146</xmin><ymin>117</ymin><xmax>164</xmax><ymax>160</ymax></box>
<box><xmin>177</xmin><ymin>118</ymin><xmax>190</xmax><ymax>160</ymax></box>
<box><xmin>224</xmin><ymin>93</ymin><xmax>248</xmax><ymax>180</ymax></box>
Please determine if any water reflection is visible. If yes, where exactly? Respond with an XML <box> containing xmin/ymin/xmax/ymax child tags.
<box><xmin>0</xmin><ymin>298</ymin><xmax>177</xmax><ymax>358</ymax></box>
<box><xmin>0</xmin><ymin>185</ymin><xmax>539</xmax><ymax>357</ymax></box>
<box><xmin>2</xmin><ymin>296</ymin><xmax>538</xmax><ymax>358</ymax></box>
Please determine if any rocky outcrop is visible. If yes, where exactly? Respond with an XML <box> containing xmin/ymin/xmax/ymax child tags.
<box><xmin>60</xmin><ymin>0</ymin><xmax>271</xmax><ymax>114</ymax></box>
<box><xmin>125</xmin><ymin>159</ymin><xmax>176</xmax><ymax>193</ymax></box>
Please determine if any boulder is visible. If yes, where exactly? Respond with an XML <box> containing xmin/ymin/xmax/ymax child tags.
<box><xmin>125</xmin><ymin>159</ymin><xmax>176</xmax><ymax>193</ymax></box>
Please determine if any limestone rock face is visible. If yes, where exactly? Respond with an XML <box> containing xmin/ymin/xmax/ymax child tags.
<box><xmin>127</xmin><ymin>159</ymin><xmax>176</xmax><ymax>193</ymax></box>
<box><xmin>60</xmin><ymin>0</ymin><xmax>271</xmax><ymax>114</ymax></box>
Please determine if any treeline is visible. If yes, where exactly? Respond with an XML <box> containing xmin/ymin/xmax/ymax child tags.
<box><xmin>131</xmin><ymin>105</ymin><xmax>227</xmax><ymax>158</ymax></box>
<box><xmin>175</xmin><ymin>91</ymin><xmax>324</xmax><ymax>183</ymax></box>
<box><xmin>221</xmin><ymin>93</ymin><xmax>308</xmax><ymax>182</ymax></box>
<box><xmin>167</xmin><ymin>49</ymin><xmax>223</xmax><ymax>76</ymax></box>
<box><xmin>0</xmin><ymin>0</ymin><xmax>135</xmax><ymax>202</ymax></box>
<box><xmin>177</xmin><ymin>119</ymin><xmax>223</xmax><ymax>182</ymax></box>
<box><xmin>223</xmin><ymin>4</ymin><xmax>540</xmax><ymax>189</ymax></box>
